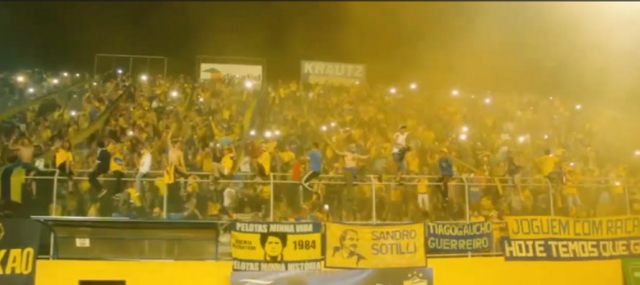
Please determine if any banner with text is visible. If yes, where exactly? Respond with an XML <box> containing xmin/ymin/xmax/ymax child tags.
<box><xmin>231</xmin><ymin>221</ymin><xmax>322</xmax><ymax>271</ymax></box>
<box><xmin>503</xmin><ymin>216</ymin><xmax>640</xmax><ymax>261</ymax></box>
<box><xmin>324</xmin><ymin>222</ymin><xmax>426</xmax><ymax>269</ymax></box>
<box><xmin>231</xmin><ymin>266</ymin><xmax>434</xmax><ymax>285</ymax></box>
<box><xmin>300</xmin><ymin>61</ymin><xmax>366</xmax><ymax>85</ymax></box>
<box><xmin>427</xmin><ymin>222</ymin><xmax>493</xmax><ymax>253</ymax></box>
<box><xmin>199</xmin><ymin>63</ymin><xmax>262</xmax><ymax>85</ymax></box>
<box><xmin>0</xmin><ymin>219</ymin><xmax>41</xmax><ymax>285</ymax></box>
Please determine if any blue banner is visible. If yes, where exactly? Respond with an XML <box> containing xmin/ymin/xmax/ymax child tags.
<box><xmin>0</xmin><ymin>219</ymin><xmax>41</xmax><ymax>285</ymax></box>
<box><xmin>426</xmin><ymin>222</ymin><xmax>493</xmax><ymax>253</ymax></box>
<box><xmin>231</xmin><ymin>267</ymin><xmax>433</xmax><ymax>285</ymax></box>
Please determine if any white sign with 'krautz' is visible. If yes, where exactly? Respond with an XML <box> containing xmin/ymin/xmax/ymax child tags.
<box><xmin>301</xmin><ymin>61</ymin><xmax>366</xmax><ymax>85</ymax></box>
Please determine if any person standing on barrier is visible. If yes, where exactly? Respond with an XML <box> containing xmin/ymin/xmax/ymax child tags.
<box><xmin>165</xmin><ymin>131</ymin><xmax>189</xmax><ymax>214</ymax></box>
<box><xmin>110</xmin><ymin>143</ymin><xmax>126</xmax><ymax>197</ymax></box>
<box><xmin>392</xmin><ymin>125</ymin><xmax>410</xmax><ymax>184</ymax></box>
<box><xmin>9</xmin><ymin>135</ymin><xmax>39</xmax><ymax>197</ymax></box>
<box><xmin>438</xmin><ymin>148</ymin><xmax>453</xmax><ymax>209</ymax></box>
<box><xmin>136</xmin><ymin>146</ymin><xmax>152</xmax><ymax>197</ymax></box>
<box><xmin>334</xmin><ymin>143</ymin><xmax>369</xmax><ymax>220</ymax></box>
<box><xmin>54</xmin><ymin>140</ymin><xmax>74</xmax><ymax>194</ymax></box>
<box><xmin>89</xmin><ymin>140</ymin><xmax>110</xmax><ymax>199</ymax></box>
<box><xmin>335</xmin><ymin>143</ymin><xmax>369</xmax><ymax>185</ymax></box>
<box><xmin>301</xmin><ymin>142</ymin><xmax>322</xmax><ymax>192</ymax></box>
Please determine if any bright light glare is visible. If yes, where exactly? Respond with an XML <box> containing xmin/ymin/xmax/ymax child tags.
<box><xmin>92</xmin><ymin>82</ymin><xmax>97</xmax><ymax>86</ymax></box>
<box><xmin>249</xmin><ymin>130</ymin><xmax>256</xmax><ymax>136</ymax></box>
<box><xmin>544</xmin><ymin>134</ymin><xmax>549</xmax><ymax>140</ymax></box>
<box><xmin>52</xmin><ymin>79</ymin><xmax>59</xmax><ymax>85</ymax></box>
<box><xmin>389</xmin><ymin>88</ymin><xmax>397</xmax><ymax>94</ymax></box>
<box><xmin>409</xmin><ymin>83</ymin><xmax>417</xmax><ymax>90</ymax></box>
<box><xmin>16</xmin><ymin>76</ymin><xmax>25</xmax><ymax>82</ymax></box>
<box><xmin>459</xmin><ymin>134</ymin><xmax>468</xmax><ymax>141</ymax></box>
<box><xmin>140</xmin><ymin>74</ymin><xmax>148</xmax><ymax>81</ymax></box>
<box><xmin>549</xmin><ymin>97</ymin><xmax>553</xmax><ymax>100</ymax></box>
<box><xmin>634</xmin><ymin>150</ymin><xmax>640</xmax><ymax>156</ymax></box>
<box><xmin>615</xmin><ymin>181</ymin><xmax>621</xmax><ymax>186</ymax></box>
<box><xmin>265</xmin><ymin>131</ymin><xmax>272</xmax><ymax>138</ymax></box>
<box><xmin>274</xmin><ymin>130</ymin><xmax>281</xmax><ymax>136</ymax></box>
<box><xmin>245</xmin><ymin>81</ymin><xmax>253</xmax><ymax>89</ymax></box>
<box><xmin>355</xmin><ymin>81</ymin><xmax>360</xmax><ymax>85</ymax></box>
<box><xmin>518</xmin><ymin>136</ymin><xmax>525</xmax><ymax>143</ymax></box>
<box><xmin>75</xmin><ymin>73</ymin><xmax>80</xmax><ymax>77</ymax></box>
<box><xmin>127</xmin><ymin>130</ymin><xmax>134</xmax><ymax>136</ymax></box>
<box><xmin>70</xmin><ymin>110</ymin><xmax>77</xmax><ymax>116</ymax></box>
<box><xmin>452</xmin><ymin>89</ymin><xmax>459</xmax><ymax>96</ymax></box>
<box><xmin>117</xmin><ymin>69</ymin><xmax>123</xmax><ymax>74</ymax></box>
<box><xmin>62</xmin><ymin>72</ymin><xmax>68</xmax><ymax>77</ymax></box>
<box><xmin>570</xmin><ymin>162</ymin><xmax>575</xmax><ymax>167</ymax></box>
<box><xmin>199</xmin><ymin>97</ymin><xmax>204</xmax><ymax>102</ymax></box>
<box><xmin>171</xmin><ymin>91</ymin><xmax>178</xmax><ymax>97</ymax></box>
<box><xmin>330</xmin><ymin>122</ymin><xmax>336</xmax><ymax>127</ymax></box>
<box><xmin>27</xmin><ymin>88</ymin><xmax>35</xmax><ymax>93</ymax></box>
<box><xmin>321</xmin><ymin>125</ymin><xmax>327</xmax><ymax>131</ymax></box>
<box><xmin>461</xmin><ymin>126</ymin><xmax>469</xmax><ymax>133</ymax></box>
<box><xmin>575</xmin><ymin>104</ymin><xmax>582</xmax><ymax>110</ymax></box>
<box><xmin>484</xmin><ymin>98</ymin><xmax>491</xmax><ymax>104</ymax></box>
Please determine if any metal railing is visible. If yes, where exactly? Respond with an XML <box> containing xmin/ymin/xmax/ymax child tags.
<box><xmin>18</xmin><ymin>168</ymin><xmax>634</xmax><ymax>222</ymax></box>
<box><xmin>19</xmin><ymin>169</ymin><xmax>633</xmax><ymax>261</ymax></box>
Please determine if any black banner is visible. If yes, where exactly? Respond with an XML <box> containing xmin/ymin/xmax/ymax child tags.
<box><xmin>0</xmin><ymin>219</ymin><xmax>41</xmax><ymax>285</ymax></box>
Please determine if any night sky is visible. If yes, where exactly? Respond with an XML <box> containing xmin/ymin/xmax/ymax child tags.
<box><xmin>2</xmin><ymin>2</ymin><xmax>640</xmax><ymax>101</ymax></box>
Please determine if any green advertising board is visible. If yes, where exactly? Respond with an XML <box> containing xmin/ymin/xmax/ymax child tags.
<box><xmin>623</xmin><ymin>259</ymin><xmax>640</xmax><ymax>285</ymax></box>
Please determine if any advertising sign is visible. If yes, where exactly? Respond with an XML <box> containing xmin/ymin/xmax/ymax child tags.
<box><xmin>199</xmin><ymin>63</ymin><xmax>262</xmax><ymax>84</ymax></box>
<box><xmin>300</xmin><ymin>61</ymin><xmax>366</xmax><ymax>85</ymax></box>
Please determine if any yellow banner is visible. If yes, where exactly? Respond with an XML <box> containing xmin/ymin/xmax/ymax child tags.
<box><xmin>324</xmin><ymin>222</ymin><xmax>426</xmax><ymax>269</ymax></box>
<box><xmin>231</xmin><ymin>98</ymin><xmax>257</xmax><ymax>174</ymax></box>
<box><xmin>231</xmin><ymin>222</ymin><xmax>322</xmax><ymax>271</ymax></box>
<box><xmin>506</xmin><ymin>216</ymin><xmax>640</xmax><ymax>239</ymax></box>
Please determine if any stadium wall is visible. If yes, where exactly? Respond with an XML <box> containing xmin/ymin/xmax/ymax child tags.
<box><xmin>35</xmin><ymin>258</ymin><xmax>623</xmax><ymax>285</ymax></box>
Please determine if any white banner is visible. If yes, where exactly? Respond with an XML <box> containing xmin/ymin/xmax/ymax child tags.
<box><xmin>199</xmin><ymin>63</ymin><xmax>262</xmax><ymax>84</ymax></box>
<box><xmin>300</xmin><ymin>61</ymin><xmax>366</xmax><ymax>85</ymax></box>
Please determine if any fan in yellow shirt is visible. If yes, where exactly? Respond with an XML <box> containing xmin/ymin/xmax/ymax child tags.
<box><xmin>563</xmin><ymin>168</ymin><xmax>581</xmax><ymax>217</ymax></box>
<box><xmin>257</xmin><ymin>144</ymin><xmax>271</xmax><ymax>179</ymax></box>
<box><xmin>54</xmin><ymin>140</ymin><xmax>74</xmax><ymax>178</ymax></box>
<box><xmin>416</xmin><ymin>178</ymin><xmax>430</xmax><ymax>216</ymax></box>
<box><xmin>196</xmin><ymin>147</ymin><xmax>214</xmax><ymax>172</ymax></box>
<box><xmin>537</xmin><ymin>149</ymin><xmax>558</xmax><ymax>177</ymax></box>
<box><xmin>221</xmin><ymin>147</ymin><xmax>235</xmax><ymax>176</ymax></box>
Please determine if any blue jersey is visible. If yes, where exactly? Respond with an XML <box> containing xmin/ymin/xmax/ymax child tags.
<box><xmin>307</xmin><ymin>149</ymin><xmax>322</xmax><ymax>172</ymax></box>
<box><xmin>438</xmin><ymin>157</ymin><xmax>454</xmax><ymax>176</ymax></box>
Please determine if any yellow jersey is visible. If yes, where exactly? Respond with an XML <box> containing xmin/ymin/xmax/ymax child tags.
<box><xmin>258</xmin><ymin>152</ymin><xmax>271</xmax><ymax>175</ymax></box>
<box><xmin>110</xmin><ymin>153</ymin><xmax>124</xmax><ymax>172</ymax></box>
<box><xmin>417</xmin><ymin>179</ymin><xmax>429</xmax><ymax>194</ymax></box>
<box><xmin>538</xmin><ymin>155</ymin><xmax>558</xmax><ymax>176</ymax></box>
<box><xmin>55</xmin><ymin>149</ymin><xmax>73</xmax><ymax>167</ymax></box>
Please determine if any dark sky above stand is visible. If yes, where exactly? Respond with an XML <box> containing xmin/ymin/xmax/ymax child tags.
<box><xmin>2</xmin><ymin>2</ymin><xmax>640</xmax><ymax>101</ymax></box>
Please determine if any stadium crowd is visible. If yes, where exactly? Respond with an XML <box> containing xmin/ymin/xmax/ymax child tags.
<box><xmin>1</xmin><ymin>68</ymin><xmax>639</xmax><ymax>225</ymax></box>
